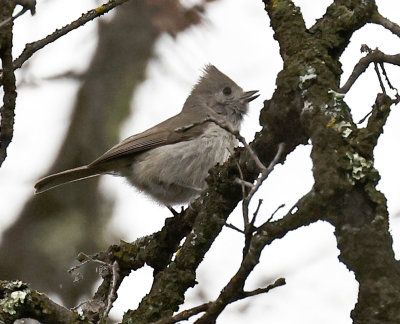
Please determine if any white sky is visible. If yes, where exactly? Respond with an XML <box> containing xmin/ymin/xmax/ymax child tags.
<box><xmin>1</xmin><ymin>1</ymin><xmax>400</xmax><ymax>323</ymax></box>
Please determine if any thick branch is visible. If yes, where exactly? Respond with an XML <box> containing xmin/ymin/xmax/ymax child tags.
<box><xmin>263</xmin><ymin>0</ymin><xmax>308</xmax><ymax>61</ymax></box>
<box><xmin>309</xmin><ymin>1</ymin><xmax>377</xmax><ymax>59</ymax></box>
<box><xmin>356</xmin><ymin>93</ymin><xmax>396</xmax><ymax>158</ymax></box>
<box><xmin>371</xmin><ymin>13</ymin><xmax>400</xmax><ymax>38</ymax></box>
<box><xmin>91</xmin><ymin>211</ymin><xmax>194</xmax><ymax>309</ymax></box>
<box><xmin>0</xmin><ymin>280</ymin><xmax>87</xmax><ymax>324</ymax></box>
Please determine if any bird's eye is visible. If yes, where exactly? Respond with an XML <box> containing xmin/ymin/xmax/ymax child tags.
<box><xmin>222</xmin><ymin>87</ymin><xmax>232</xmax><ymax>95</ymax></box>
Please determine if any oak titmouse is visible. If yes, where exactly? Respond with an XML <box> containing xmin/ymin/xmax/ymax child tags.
<box><xmin>34</xmin><ymin>65</ymin><xmax>259</xmax><ymax>205</ymax></box>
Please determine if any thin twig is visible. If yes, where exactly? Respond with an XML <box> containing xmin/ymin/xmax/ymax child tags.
<box><xmin>242</xmin><ymin>143</ymin><xmax>285</xmax><ymax>230</ymax></box>
<box><xmin>374</xmin><ymin>62</ymin><xmax>386</xmax><ymax>93</ymax></box>
<box><xmin>4</xmin><ymin>0</ymin><xmax>130</xmax><ymax>77</ymax></box>
<box><xmin>250</xmin><ymin>199</ymin><xmax>264</xmax><ymax>226</ymax></box>
<box><xmin>234</xmin><ymin>178</ymin><xmax>254</xmax><ymax>188</ymax></box>
<box><xmin>266</xmin><ymin>203</ymin><xmax>285</xmax><ymax>223</ymax></box>
<box><xmin>379</xmin><ymin>62</ymin><xmax>398</xmax><ymax>93</ymax></box>
<box><xmin>339</xmin><ymin>49</ymin><xmax>400</xmax><ymax>93</ymax></box>
<box><xmin>67</xmin><ymin>259</ymin><xmax>91</xmax><ymax>274</ymax></box>
<box><xmin>152</xmin><ymin>302</ymin><xmax>212</xmax><ymax>324</ymax></box>
<box><xmin>103</xmin><ymin>261</ymin><xmax>120</xmax><ymax>319</ymax></box>
<box><xmin>68</xmin><ymin>252</ymin><xmax>120</xmax><ymax>320</ymax></box>
<box><xmin>233</xmin><ymin>153</ymin><xmax>247</xmax><ymax>201</ymax></box>
<box><xmin>357</xmin><ymin>110</ymin><xmax>373</xmax><ymax>124</ymax></box>
<box><xmin>152</xmin><ymin>278</ymin><xmax>285</xmax><ymax>324</ymax></box>
<box><xmin>242</xmin><ymin>277</ymin><xmax>286</xmax><ymax>297</ymax></box>
<box><xmin>225</xmin><ymin>222</ymin><xmax>245</xmax><ymax>234</ymax></box>
<box><xmin>211</xmin><ymin>214</ymin><xmax>245</xmax><ymax>234</ymax></box>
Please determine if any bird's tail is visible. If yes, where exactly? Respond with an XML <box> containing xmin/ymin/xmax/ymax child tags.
<box><xmin>34</xmin><ymin>165</ymin><xmax>103</xmax><ymax>194</ymax></box>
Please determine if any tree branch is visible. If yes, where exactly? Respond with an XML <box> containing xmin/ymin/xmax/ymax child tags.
<box><xmin>0</xmin><ymin>1</ymin><xmax>17</xmax><ymax>167</ymax></box>
<box><xmin>152</xmin><ymin>278</ymin><xmax>285</xmax><ymax>324</ymax></box>
<box><xmin>194</xmin><ymin>191</ymin><xmax>319</xmax><ymax>323</ymax></box>
<box><xmin>371</xmin><ymin>13</ymin><xmax>400</xmax><ymax>38</ymax></box>
<box><xmin>0</xmin><ymin>280</ymin><xmax>88</xmax><ymax>324</ymax></box>
<box><xmin>5</xmin><ymin>0</ymin><xmax>131</xmax><ymax>77</ymax></box>
<box><xmin>340</xmin><ymin>49</ymin><xmax>400</xmax><ymax>93</ymax></box>
<box><xmin>355</xmin><ymin>93</ymin><xmax>398</xmax><ymax>158</ymax></box>
<box><xmin>0</xmin><ymin>0</ymin><xmax>36</xmax><ymax>28</ymax></box>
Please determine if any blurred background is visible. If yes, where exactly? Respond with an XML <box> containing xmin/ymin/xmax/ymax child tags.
<box><xmin>0</xmin><ymin>0</ymin><xmax>400</xmax><ymax>323</ymax></box>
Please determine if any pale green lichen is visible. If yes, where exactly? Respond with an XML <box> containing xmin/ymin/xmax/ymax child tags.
<box><xmin>299</xmin><ymin>67</ymin><xmax>317</xmax><ymax>90</ymax></box>
<box><xmin>328</xmin><ymin>120</ymin><xmax>353</xmax><ymax>138</ymax></box>
<box><xmin>372</xmin><ymin>214</ymin><xmax>385</xmax><ymax>226</ymax></box>
<box><xmin>328</xmin><ymin>89</ymin><xmax>345</xmax><ymax>99</ymax></box>
<box><xmin>303</xmin><ymin>100</ymin><xmax>314</xmax><ymax>112</ymax></box>
<box><xmin>346</xmin><ymin>152</ymin><xmax>373</xmax><ymax>180</ymax></box>
<box><xmin>4</xmin><ymin>281</ymin><xmax>23</xmax><ymax>290</ymax></box>
<box><xmin>328</xmin><ymin>89</ymin><xmax>346</xmax><ymax>113</ymax></box>
<box><xmin>0</xmin><ymin>288</ymin><xmax>29</xmax><ymax>315</ymax></box>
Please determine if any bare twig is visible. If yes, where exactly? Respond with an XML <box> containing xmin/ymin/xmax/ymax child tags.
<box><xmin>225</xmin><ymin>222</ymin><xmax>245</xmax><ymax>234</ymax></box>
<box><xmin>362</xmin><ymin>45</ymin><xmax>394</xmax><ymax>95</ymax></box>
<box><xmin>68</xmin><ymin>253</ymin><xmax>120</xmax><ymax>321</ymax></box>
<box><xmin>152</xmin><ymin>278</ymin><xmax>285</xmax><ymax>324</ymax></box>
<box><xmin>232</xmin><ymin>152</ymin><xmax>247</xmax><ymax>201</ymax></box>
<box><xmin>374</xmin><ymin>61</ymin><xmax>386</xmax><ymax>93</ymax></box>
<box><xmin>103</xmin><ymin>261</ymin><xmax>120</xmax><ymax>319</ymax></box>
<box><xmin>250</xmin><ymin>199</ymin><xmax>264</xmax><ymax>226</ymax></box>
<box><xmin>242</xmin><ymin>143</ymin><xmax>285</xmax><ymax>231</ymax></box>
<box><xmin>357</xmin><ymin>110</ymin><xmax>373</xmax><ymax>124</ymax></box>
<box><xmin>340</xmin><ymin>48</ymin><xmax>400</xmax><ymax>93</ymax></box>
<box><xmin>5</xmin><ymin>0</ymin><xmax>130</xmax><ymax>77</ymax></box>
<box><xmin>211</xmin><ymin>214</ymin><xmax>245</xmax><ymax>234</ymax></box>
<box><xmin>152</xmin><ymin>302</ymin><xmax>211</xmax><ymax>324</ymax></box>
<box><xmin>266</xmin><ymin>203</ymin><xmax>285</xmax><ymax>223</ymax></box>
<box><xmin>380</xmin><ymin>62</ymin><xmax>398</xmax><ymax>93</ymax></box>
<box><xmin>242</xmin><ymin>277</ymin><xmax>286</xmax><ymax>297</ymax></box>
<box><xmin>234</xmin><ymin>178</ymin><xmax>254</xmax><ymax>188</ymax></box>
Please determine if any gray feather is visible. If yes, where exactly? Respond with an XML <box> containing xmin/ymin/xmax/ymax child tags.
<box><xmin>34</xmin><ymin>166</ymin><xmax>102</xmax><ymax>193</ymax></box>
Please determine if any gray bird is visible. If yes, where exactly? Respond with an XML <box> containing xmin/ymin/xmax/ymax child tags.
<box><xmin>34</xmin><ymin>65</ymin><xmax>259</xmax><ymax>205</ymax></box>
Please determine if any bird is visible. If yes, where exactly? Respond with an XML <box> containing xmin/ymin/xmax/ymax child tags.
<box><xmin>34</xmin><ymin>65</ymin><xmax>259</xmax><ymax>205</ymax></box>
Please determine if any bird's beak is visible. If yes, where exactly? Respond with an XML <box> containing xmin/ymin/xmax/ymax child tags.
<box><xmin>242</xmin><ymin>90</ymin><xmax>259</xmax><ymax>102</ymax></box>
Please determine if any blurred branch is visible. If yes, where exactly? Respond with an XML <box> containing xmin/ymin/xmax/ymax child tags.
<box><xmin>2</xmin><ymin>0</ymin><xmax>131</xmax><ymax>79</ymax></box>
<box><xmin>0</xmin><ymin>1</ymin><xmax>17</xmax><ymax>167</ymax></box>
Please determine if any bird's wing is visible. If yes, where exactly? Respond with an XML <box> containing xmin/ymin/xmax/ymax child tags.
<box><xmin>89</xmin><ymin>113</ymin><xmax>209</xmax><ymax>167</ymax></box>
